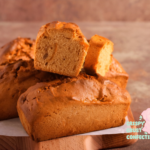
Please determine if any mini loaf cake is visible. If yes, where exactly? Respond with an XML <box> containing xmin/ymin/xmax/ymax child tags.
<box><xmin>84</xmin><ymin>35</ymin><xmax>113</xmax><ymax>76</ymax></box>
<box><xmin>0</xmin><ymin>37</ymin><xmax>35</xmax><ymax>65</ymax></box>
<box><xmin>0</xmin><ymin>60</ymin><xmax>62</xmax><ymax>120</ymax></box>
<box><xmin>34</xmin><ymin>21</ymin><xmax>89</xmax><ymax>77</ymax></box>
<box><xmin>105</xmin><ymin>56</ymin><xmax>129</xmax><ymax>89</ymax></box>
<box><xmin>17</xmin><ymin>73</ymin><xmax>131</xmax><ymax>142</ymax></box>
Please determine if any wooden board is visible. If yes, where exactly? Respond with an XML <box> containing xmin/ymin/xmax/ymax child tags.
<box><xmin>0</xmin><ymin>107</ymin><xmax>138</xmax><ymax>150</ymax></box>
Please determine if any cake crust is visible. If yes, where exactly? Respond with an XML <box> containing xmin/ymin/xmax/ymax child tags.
<box><xmin>0</xmin><ymin>37</ymin><xmax>35</xmax><ymax>65</ymax></box>
<box><xmin>105</xmin><ymin>56</ymin><xmax>129</xmax><ymax>89</ymax></box>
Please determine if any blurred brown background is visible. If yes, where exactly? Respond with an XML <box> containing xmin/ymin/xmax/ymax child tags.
<box><xmin>0</xmin><ymin>1</ymin><xmax>150</xmax><ymax>150</ymax></box>
<box><xmin>0</xmin><ymin>0</ymin><xmax>150</xmax><ymax>22</ymax></box>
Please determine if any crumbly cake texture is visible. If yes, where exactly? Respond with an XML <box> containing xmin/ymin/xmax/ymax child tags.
<box><xmin>84</xmin><ymin>35</ymin><xmax>113</xmax><ymax>76</ymax></box>
<box><xmin>17</xmin><ymin>73</ymin><xmax>131</xmax><ymax>142</ymax></box>
<box><xmin>0</xmin><ymin>60</ymin><xmax>63</xmax><ymax>120</ymax></box>
<box><xmin>34</xmin><ymin>21</ymin><xmax>89</xmax><ymax>77</ymax></box>
<box><xmin>105</xmin><ymin>56</ymin><xmax>129</xmax><ymax>89</ymax></box>
<box><xmin>0</xmin><ymin>37</ymin><xmax>35</xmax><ymax>65</ymax></box>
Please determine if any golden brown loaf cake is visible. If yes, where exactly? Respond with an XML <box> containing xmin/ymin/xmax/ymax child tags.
<box><xmin>0</xmin><ymin>60</ymin><xmax>62</xmax><ymax>120</ymax></box>
<box><xmin>34</xmin><ymin>21</ymin><xmax>89</xmax><ymax>77</ymax></box>
<box><xmin>105</xmin><ymin>56</ymin><xmax>129</xmax><ymax>89</ymax></box>
<box><xmin>0</xmin><ymin>37</ymin><xmax>35</xmax><ymax>65</ymax></box>
<box><xmin>17</xmin><ymin>73</ymin><xmax>131</xmax><ymax>142</ymax></box>
<box><xmin>84</xmin><ymin>35</ymin><xmax>113</xmax><ymax>76</ymax></box>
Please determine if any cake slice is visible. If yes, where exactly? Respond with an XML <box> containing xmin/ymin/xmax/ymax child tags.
<box><xmin>34</xmin><ymin>21</ymin><xmax>89</xmax><ymax>77</ymax></box>
<box><xmin>17</xmin><ymin>73</ymin><xmax>131</xmax><ymax>142</ymax></box>
<box><xmin>84</xmin><ymin>35</ymin><xmax>113</xmax><ymax>76</ymax></box>
<box><xmin>105</xmin><ymin>56</ymin><xmax>129</xmax><ymax>89</ymax></box>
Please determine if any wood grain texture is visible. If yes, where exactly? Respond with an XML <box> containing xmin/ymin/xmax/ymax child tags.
<box><xmin>0</xmin><ymin>108</ymin><xmax>137</xmax><ymax>150</ymax></box>
<box><xmin>0</xmin><ymin>0</ymin><xmax>150</xmax><ymax>21</ymax></box>
<box><xmin>0</xmin><ymin>136</ymin><xmax>38</xmax><ymax>150</ymax></box>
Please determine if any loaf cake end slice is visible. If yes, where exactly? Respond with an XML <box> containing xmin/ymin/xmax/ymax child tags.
<box><xmin>84</xmin><ymin>35</ymin><xmax>113</xmax><ymax>76</ymax></box>
<box><xmin>34</xmin><ymin>21</ymin><xmax>89</xmax><ymax>77</ymax></box>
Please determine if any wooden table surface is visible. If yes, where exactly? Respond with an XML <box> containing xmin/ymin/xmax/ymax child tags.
<box><xmin>0</xmin><ymin>22</ymin><xmax>150</xmax><ymax>150</ymax></box>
